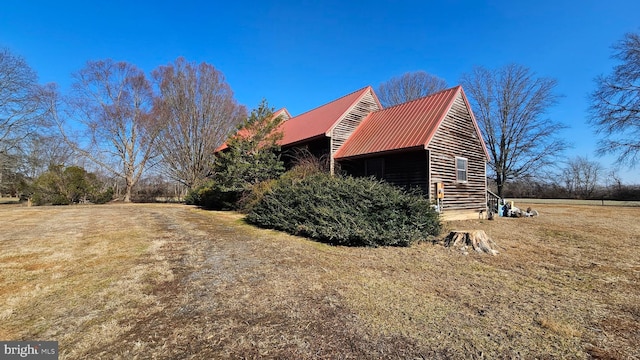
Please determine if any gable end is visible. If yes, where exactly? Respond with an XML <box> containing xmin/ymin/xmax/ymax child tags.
<box><xmin>330</xmin><ymin>90</ymin><xmax>381</xmax><ymax>155</ymax></box>
<box><xmin>427</xmin><ymin>92</ymin><xmax>487</xmax><ymax>211</ymax></box>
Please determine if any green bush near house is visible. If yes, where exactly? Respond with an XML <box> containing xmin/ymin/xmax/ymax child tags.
<box><xmin>246</xmin><ymin>172</ymin><xmax>441</xmax><ymax>247</ymax></box>
<box><xmin>186</xmin><ymin>100</ymin><xmax>286</xmax><ymax>210</ymax></box>
<box><xmin>184</xmin><ymin>180</ymin><xmax>239</xmax><ymax>210</ymax></box>
<box><xmin>235</xmin><ymin>179</ymin><xmax>278</xmax><ymax>213</ymax></box>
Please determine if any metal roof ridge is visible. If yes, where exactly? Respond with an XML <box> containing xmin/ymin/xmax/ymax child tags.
<box><xmin>288</xmin><ymin>85</ymin><xmax>372</xmax><ymax>119</ymax></box>
<box><xmin>372</xmin><ymin>85</ymin><xmax>462</xmax><ymax>113</ymax></box>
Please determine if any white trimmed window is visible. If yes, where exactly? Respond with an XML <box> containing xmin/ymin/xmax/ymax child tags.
<box><xmin>455</xmin><ymin>157</ymin><xmax>468</xmax><ymax>183</ymax></box>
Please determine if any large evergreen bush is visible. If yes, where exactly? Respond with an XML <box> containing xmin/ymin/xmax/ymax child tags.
<box><xmin>246</xmin><ymin>173</ymin><xmax>441</xmax><ymax>247</ymax></box>
<box><xmin>187</xmin><ymin>100</ymin><xmax>285</xmax><ymax>210</ymax></box>
<box><xmin>30</xmin><ymin>165</ymin><xmax>113</xmax><ymax>205</ymax></box>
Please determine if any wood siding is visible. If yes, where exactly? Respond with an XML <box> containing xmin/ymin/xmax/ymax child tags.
<box><xmin>330</xmin><ymin>91</ymin><xmax>380</xmax><ymax>173</ymax></box>
<box><xmin>427</xmin><ymin>93</ymin><xmax>486</xmax><ymax>212</ymax></box>
<box><xmin>282</xmin><ymin>137</ymin><xmax>330</xmax><ymax>169</ymax></box>
<box><xmin>338</xmin><ymin>150</ymin><xmax>429</xmax><ymax>194</ymax></box>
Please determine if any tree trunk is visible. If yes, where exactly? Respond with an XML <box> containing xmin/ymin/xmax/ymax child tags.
<box><xmin>443</xmin><ymin>230</ymin><xmax>499</xmax><ymax>255</ymax></box>
<box><xmin>123</xmin><ymin>187</ymin><xmax>132</xmax><ymax>202</ymax></box>
<box><xmin>496</xmin><ymin>173</ymin><xmax>504</xmax><ymax>198</ymax></box>
<box><xmin>123</xmin><ymin>177</ymin><xmax>133</xmax><ymax>203</ymax></box>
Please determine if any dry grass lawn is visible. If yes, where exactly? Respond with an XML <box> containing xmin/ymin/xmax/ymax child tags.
<box><xmin>0</xmin><ymin>202</ymin><xmax>638</xmax><ymax>359</ymax></box>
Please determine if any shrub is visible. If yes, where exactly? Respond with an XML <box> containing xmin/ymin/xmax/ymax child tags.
<box><xmin>30</xmin><ymin>165</ymin><xmax>113</xmax><ymax>205</ymax></box>
<box><xmin>189</xmin><ymin>101</ymin><xmax>286</xmax><ymax>210</ymax></box>
<box><xmin>236</xmin><ymin>179</ymin><xmax>278</xmax><ymax>213</ymax></box>
<box><xmin>184</xmin><ymin>180</ymin><xmax>239</xmax><ymax>210</ymax></box>
<box><xmin>92</xmin><ymin>187</ymin><xmax>114</xmax><ymax>204</ymax></box>
<box><xmin>237</xmin><ymin>157</ymin><xmax>328</xmax><ymax>213</ymax></box>
<box><xmin>246</xmin><ymin>173</ymin><xmax>441</xmax><ymax>247</ymax></box>
<box><xmin>184</xmin><ymin>184</ymin><xmax>202</xmax><ymax>205</ymax></box>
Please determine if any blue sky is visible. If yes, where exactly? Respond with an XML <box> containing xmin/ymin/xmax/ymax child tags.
<box><xmin>2</xmin><ymin>0</ymin><xmax>639</xmax><ymax>183</ymax></box>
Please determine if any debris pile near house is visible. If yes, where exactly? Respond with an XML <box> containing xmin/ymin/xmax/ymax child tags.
<box><xmin>501</xmin><ymin>201</ymin><xmax>539</xmax><ymax>218</ymax></box>
<box><xmin>443</xmin><ymin>230</ymin><xmax>499</xmax><ymax>255</ymax></box>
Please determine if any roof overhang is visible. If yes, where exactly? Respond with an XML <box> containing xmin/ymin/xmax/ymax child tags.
<box><xmin>280</xmin><ymin>134</ymin><xmax>329</xmax><ymax>148</ymax></box>
<box><xmin>334</xmin><ymin>145</ymin><xmax>425</xmax><ymax>161</ymax></box>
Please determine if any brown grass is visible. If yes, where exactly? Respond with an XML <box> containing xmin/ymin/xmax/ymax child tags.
<box><xmin>0</xmin><ymin>197</ymin><xmax>20</xmax><ymax>204</ymax></box>
<box><xmin>0</xmin><ymin>202</ymin><xmax>639</xmax><ymax>359</ymax></box>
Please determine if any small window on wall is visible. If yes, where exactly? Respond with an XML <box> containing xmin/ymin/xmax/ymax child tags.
<box><xmin>455</xmin><ymin>157</ymin><xmax>468</xmax><ymax>183</ymax></box>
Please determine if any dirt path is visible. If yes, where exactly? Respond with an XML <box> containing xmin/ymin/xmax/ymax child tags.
<box><xmin>75</xmin><ymin>205</ymin><xmax>417</xmax><ymax>359</ymax></box>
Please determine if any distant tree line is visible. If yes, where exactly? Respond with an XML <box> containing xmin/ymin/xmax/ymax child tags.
<box><xmin>500</xmin><ymin>178</ymin><xmax>640</xmax><ymax>201</ymax></box>
<box><xmin>497</xmin><ymin>157</ymin><xmax>640</xmax><ymax>201</ymax></box>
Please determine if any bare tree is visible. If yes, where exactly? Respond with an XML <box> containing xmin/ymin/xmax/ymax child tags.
<box><xmin>63</xmin><ymin>59</ymin><xmax>158</xmax><ymax>202</ymax></box>
<box><xmin>0</xmin><ymin>48</ymin><xmax>48</xmax><ymax>192</ymax></box>
<box><xmin>605</xmin><ymin>169</ymin><xmax>624</xmax><ymax>191</ymax></box>
<box><xmin>460</xmin><ymin>64</ymin><xmax>566</xmax><ymax>197</ymax></box>
<box><xmin>377</xmin><ymin>71</ymin><xmax>448</xmax><ymax>107</ymax></box>
<box><xmin>0</xmin><ymin>48</ymin><xmax>42</xmax><ymax>151</ymax></box>
<box><xmin>562</xmin><ymin>156</ymin><xmax>603</xmax><ymax>199</ymax></box>
<box><xmin>152</xmin><ymin>57</ymin><xmax>246</xmax><ymax>188</ymax></box>
<box><xmin>20</xmin><ymin>132</ymin><xmax>75</xmax><ymax>179</ymax></box>
<box><xmin>589</xmin><ymin>31</ymin><xmax>640</xmax><ymax>167</ymax></box>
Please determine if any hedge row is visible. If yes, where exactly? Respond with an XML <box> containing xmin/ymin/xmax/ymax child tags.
<box><xmin>245</xmin><ymin>173</ymin><xmax>441</xmax><ymax>247</ymax></box>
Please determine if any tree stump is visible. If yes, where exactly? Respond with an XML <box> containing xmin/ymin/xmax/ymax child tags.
<box><xmin>443</xmin><ymin>230</ymin><xmax>499</xmax><ymax>255</ymax></box>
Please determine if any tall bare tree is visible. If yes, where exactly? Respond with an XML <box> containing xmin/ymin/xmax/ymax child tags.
<box><xmin>0</xmin><ymin>48</ymin><xmax>42</xmax><ymax>151</ymax></box>
<box><xmin>152</xmin><ymin>57</ymin><xmax>246</xmax><ymax>188</ymax></box>
<box><xmin>461</xmin><ymin>64</ymin><xmax>566</xmax><ymax>197</ymax></box>
<box><xmin>64</xmin><ymin>59</ymin><xmax>158</xmax><ymax>202</ymax></box>
<box><xmin>377</xmin><ymin>71</ymin><xmax>448</xmax><ymax>107</ymax></box>
<box><xmin>0</xmin><ymin>48</ymin><xmax>48</xmax><ymax>193</ymax></box>
<box><xmin>589</xmin><ymin>31</ymin><xmax>640</xmax><ymax>167</ymax></box>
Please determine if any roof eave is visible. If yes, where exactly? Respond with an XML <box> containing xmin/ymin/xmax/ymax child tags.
<box><xmin>281</xmin><ymin>134</ymin><xmax>328</xmax><ymax>148</ymax></box>
<box><xmin>334</xmin><ymin>145</ymin><xmax>425</xmax><ymax>161</ymax></box>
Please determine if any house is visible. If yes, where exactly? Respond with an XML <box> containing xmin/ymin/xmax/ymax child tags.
<box><xmin>276</xmin><ymin>86</ymin><xmax>382</xmax><ymax>173</ymax></box>
<box><xmin>334</xmin><ymin>86</ymin><xmax>489</xmax><ymax>220</ymax></box>
<box><xmin>221</xmin><ymin>85</ymin><xmax>489</xmax><ymax>220</ymax></box>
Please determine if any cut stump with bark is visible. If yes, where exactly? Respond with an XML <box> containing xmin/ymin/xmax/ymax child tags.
<box><xmin>444</xmin><ymin>230</ymin><xmax>499</xmax><ymax>255</ymax></box>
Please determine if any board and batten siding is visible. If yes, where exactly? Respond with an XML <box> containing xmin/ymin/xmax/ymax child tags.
<box><xmin>427</xmin><ymin>92</ymin><xmax>487</xmax><ymax>212</ymax></box>
<box><xmin>329</xmin><ymin>91</ymin><xmax>380</xmax><ymax>173</ymax></box>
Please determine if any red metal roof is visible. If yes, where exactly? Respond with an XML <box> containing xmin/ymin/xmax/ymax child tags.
<box><xmin>334</xmin><ymin>86</ymin><xmax>488</xmax><ymax>159</ymax></box>
<box><xmin>278</xmin><ymin>86</ymin><xmax>375</xmax><ymax>146</ymax></box>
